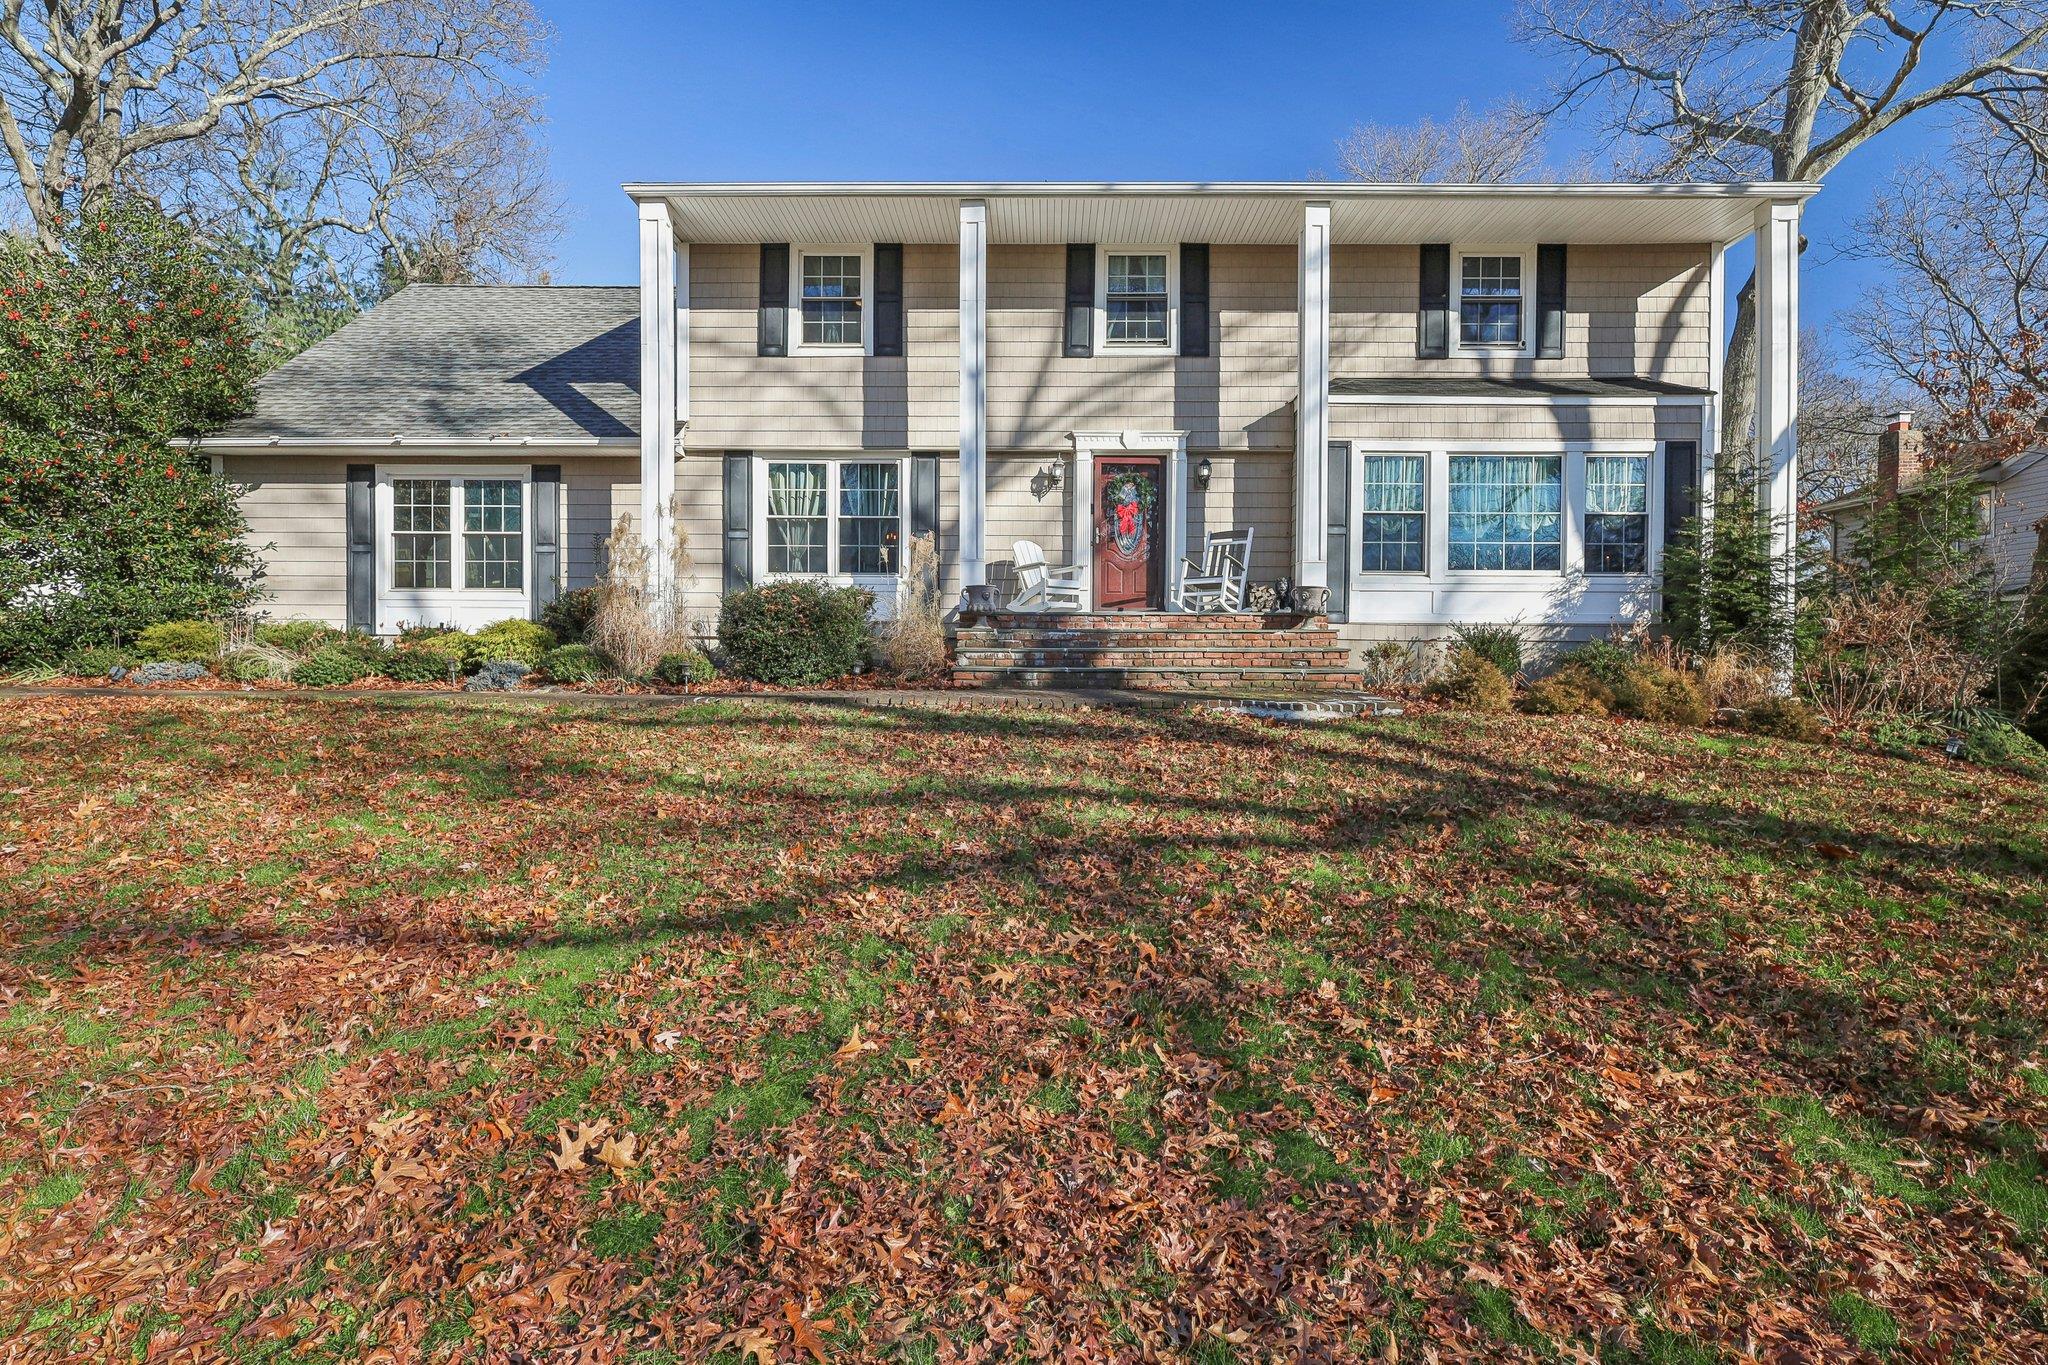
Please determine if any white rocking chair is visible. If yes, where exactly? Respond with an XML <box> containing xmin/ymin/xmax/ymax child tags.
<box><xmin>1176</xmin><ymin>528</ymin><xmax>1254</xmax><ymax>613</ymax></box>
<box><xmin>1007</xmin><ymin>540</ymin><xmax>1087</xmax><ymax>612</ymax></box>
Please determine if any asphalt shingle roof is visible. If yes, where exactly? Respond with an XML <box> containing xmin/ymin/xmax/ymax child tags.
<box><xmin>215</xmin><ymin>285</ymin><xmax>640</xmax><ymax>443</ymax></box>
<box><xmin>1330</xmin><ymin>375</ymin><xmax>1710</xmax><ymax>399</ymax></box>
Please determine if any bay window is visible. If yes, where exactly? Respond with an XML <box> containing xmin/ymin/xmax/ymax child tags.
<box><xmin>762</xmin><ymin>458</ymin><xmax>903</xmax><ymax>579</ymax></box>
<box><xmin>1448</xmin><ymin>454</ymin><xmax>1561</xmax><ymax>571</ymax></box>
<box><xmin>1584</xmin><ymin>455</ymin><xmax>1649</xmax><ymax>574</ymax></box>
<box><xmin>1358</xmin><ymin>455</ymin><xmax>1425</xmax><ymax>573</ymax></box>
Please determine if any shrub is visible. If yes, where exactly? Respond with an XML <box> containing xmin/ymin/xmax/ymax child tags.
<box><xmin>1660</xmin><ymin>484</ymin><xmax>1795</xmax><ymax>658</ymax></box>
<box><xmin>1521</xmin><ymin>664</ymin><xmax>1614</xmax><ymax>717</ymax></box>
<box><xmin>718</xmin><ymin>580</ymin><xmax>873</xmax><ymax>686</ymax></box>
<box><xmin>540</xmin><ymin>587</ymin><xmax>602</xmax><ymax>644</ymax></box>
<box><xmin>291</xmin><ymin>647</ymin><xmax>377</xmax><ymax>688</ymax></box>
<box><xmin>134</xmin><ymin>620</ymin><xmax>223</xmax><ymax>663</ymax></box>
<box><xmin>876</xmin><ymin>533</ymin><xmax>947</xmax><ymax>679</ymax></box>
<box><xmin>1426</xmin><ymin>647</ymin><xmax>1513</xmax><ymax>713</ymax></box>
<box><xmin>401</xmin><ymin>633</ymin><xmax>471</xmax><ymax>676</ymax></box>
<box><xmin>59</xmin><ymin>644</ymin><xmax>130</xmax><ymax>678</ymax></box>
<box><xmin>1556</xmin><ymin>637</ymin><xmax>1637</xmax><ymax>690</ymax></box>
<box><xmin>588</xmin><ymin>507</ymin><xmax>699</xmax><ymax>678</ymax></box>
<box><xmin>538</xmin><ymin>643</ymin><xmax>607</xmax><ymax>684</ymax></box>
<box><xmin>1449</xmin><ymin>622</ymin><xmax>1524</xmax><ymax>680</ymax></box>
<box><xmin>220</xmin><ymin>649</ymin><xmax>284</xmax><ymax>683</ymax></box>
<box><xmin>1612</xmin><ymin>661</ymin><xmax>1709</xmax><ymax>726</ymax></box>
<box><xmin>1870</xmin><ymin>714</ymin><xmax>1937</xmax><ymax>756</ymax></box>
<box><xmin>1952</xmin><ymin>709</ymin><xmax>2048</xmax><ymax>774</ymax></box>
<box><xmin>1361</xmin><ymin>639</ymin><xmax>1424</xmax><ymax>690</ymax></box>
<box><xmin>254</xmin><ymin>621</ymin><xmax>331</xmax><ymax>655</ymax></box>
<box><xmin>0</xmin><ymin>196</ymin><xmax>262</xmax><ymax>666</ymax></box>
<box><xmin>1738</xmin><ymin>695</ymin><xmax>1826</xmax><ymax>743</ymax></box>
<box><xmin>381</xmin><ymin>649</ymin><xmax>455</xmax><ymax>683</ymax></box>
<box><xmin>467</xmin><ymin>618</ymin><xmax>555</xmax><ymax>668</ymax></box>
<box><xmin>1696</xmin><ymin>646</ymin><xmax>1780</xmax><ymax>713</ymax></box>
<box><xmin>652</xmin><ymin>650</ymin><xmax>716</xmax><ymax>686</ymax></box>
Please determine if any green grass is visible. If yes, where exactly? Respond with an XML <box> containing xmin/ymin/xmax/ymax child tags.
<box><xmin>1</xmin><ymin>694</ymin><xmax>2042</xmax><ymax>1359</ymax></box>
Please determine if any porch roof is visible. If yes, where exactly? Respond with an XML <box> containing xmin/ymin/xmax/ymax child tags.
<box><xmin>623</xmin><ymin>180</ymin><xmax>1819</xmax><ymax>247</ymax></box>
<box><xmin>1331</xmin><ymin>375</ymin><xmax>1711</xmax><ymax>400</ymax></box>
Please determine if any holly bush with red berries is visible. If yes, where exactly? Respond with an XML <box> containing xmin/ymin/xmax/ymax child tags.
<box><xmin>0</xmin><ymin>196</ymin><xmax>261</xmax><ymax>663</ymax></box>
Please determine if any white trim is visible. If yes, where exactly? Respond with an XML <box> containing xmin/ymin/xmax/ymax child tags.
<box><xmin>373</xmin><ymin>464</ymin><xmax>532</xmax><ymax>634</ymax></box>
<box><xmin>958</xmin><ymin>200</ymin><xmax>988</xmax><ymax>586</ymax></box>
<box><xmin>639</xmin><ymin>199</ymin><xmax>681</xmax><ymax>615</ymax></box>
<box><xmin>791</xmin><ymin>244</ymin><xmax>874</xmax><ymax>355</ymax></box>
<box><xmin>1068</xmin><ymin>429</ymin><xmax>1188</xmax><ymax>613</ymax></box>
<box><xmin>1754</xmin><ymin>200</ymin><xmax>1801</xmax><ymax>683</ymax></box>
<box><xmin>1448</xmin><ymin>245</ymin><xmax>1535</xmax><ymax>359</ymax></box>
<box><xmin>1341</xmin><ymin>439</ymin><xmax>1663</xmax><ymax>626</ymax></box>
<box><xmin>197</xmin><ymin>436</ymin><xmax>637</xmax><ymax>451</ymax></box>
<box><xmin>747</xmin><ymin>455</ymin><xmax>910</xmax><ymax>610</ymax></box>
<box><xmin>1330</xmin><ymin>393</ymin><xmax>1708</xmax><ymax>408</ymax></box>
<box><xmin>1296</xmin><ymin>201</ymin><xmax>1333</xmax><ymax>590</ymax></box>
<box><xmin>1094</xmin><ymin>245</ymin><xmax>1178</xmax><ymax>352</ymax></box>
<box><xmin>626</xmin><ymin>180</ymin><xmax>1825</xmax><ymax>201</ymax></box>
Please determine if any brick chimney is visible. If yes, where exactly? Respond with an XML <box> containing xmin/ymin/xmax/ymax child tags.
<box><xmin>1876</xmin><ymin>410</ymin><xmax>1925</xmax><ymax>501</ymax></box>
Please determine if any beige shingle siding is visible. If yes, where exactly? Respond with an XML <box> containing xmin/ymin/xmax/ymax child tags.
<box><xmin>686</xmin><ymin>244</ymin><xmax>959</xmax><ymax>450</ymax></box>
<box><xmin>985</xmin><ymin>245</ymin><xmax>1296</xmax><ymax>452</ymax></box>
<box><xmin>1333</xmin><ymin>403</ymin><xmax>1697</xmax><ymax>446</ymax></box>
<box><xmin>1989</xmin><ymin>456</ymin><xmax>2047</xmax><ymax>594</ymax></box>
<box><xmin>1190</xmin><ymin>453</ymin><xmax>1295</xmax><ymax>583</ymax></box>
<box><xmin>1331</xmin><ymin>243</ymin><xmax>1712</xmax><ymax>388</ymax></box>
<box><xmin>224</xmin><ymin>453</ymin><xmax>639</xmax><ymax>628</ymax></box>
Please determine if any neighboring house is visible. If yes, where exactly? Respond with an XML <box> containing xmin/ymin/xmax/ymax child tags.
<box><xmin>203</xmin><ymin>180</ymin><xmax>1817</xmax><ymax>657</ymax></box>
<box><xmin>1817</xmin><ymin>412</ymin><xmax>2048</xmax><ymax>597</ymax></box>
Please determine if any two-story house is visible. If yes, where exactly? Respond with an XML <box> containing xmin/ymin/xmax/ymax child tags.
<box><xmin>204</xmin><ymin>180</ymin><xmax>1816</xmax><ymax>673</ymax></box>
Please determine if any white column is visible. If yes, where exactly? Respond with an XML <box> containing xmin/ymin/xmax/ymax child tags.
<box><xmin>1295</xmin><ymin>200</ymin><xmax>1333</xmax><ymax>591</ymax></box>
<box><xmin>1166</xmin><ymin>435</ymin><xmax>1189</xmax><ymax>610</ymax></box>
<box><xmin>1754</xmin><ymin>201</ymin><xmax>1801</xmax><ymax>683</ymax></box>
<box><xmin>957</xmin><ymin>199</ymin><xmax>989</xmax><ymax>591</ymax></box>
<box><xmin>1702</xmin><ymin>238</ymin><xmax>1726</xmax><ymax>522</ymax></box>
<box><xmin>637</xmin><ymin>199</ymin><xmax>681</xmax><ymax>611</ymax></box>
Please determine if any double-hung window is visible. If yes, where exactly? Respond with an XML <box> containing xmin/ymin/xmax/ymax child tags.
<box><xmin>799</xmin><ymin>251</ymin><xmax>864</xmax><ymax>347</ymax></box>
<box><xmin>764</xmin><ymin>459</ymin><xmax>902</xmax><ymax>577</ymax></box>
<box><xmin>1584</xmin><ymin>455</ymin><xmax>1649</xmax><ymax>574</ymax></box>
<box><xmin>1358</xmin><ymin>455</ymin><xmax>1426</xmax><ymax>573</ymax></box>
<box><xmin>1459</xmin><ymin>254</ymin><xmax>1524</xmax><ymax>348</ymax></box>
<box><xmin>1104</xmin><ymin>251</ymin><xmax>1170</xmax><ymax>346</ymax></box>
<box><xmin>389</xmin><ymin>476</ymin><xmax>524</xmax><ymax>591</ymax></box>
<box><xmin>1448</xmin><ymin>455</ymin><xmax>1561</xmax><ymax>571</ymax></box>
<box><xmin>391</xmin><ymin>479</ymin><xmax>453</xmax><ymax>589</ymax></box>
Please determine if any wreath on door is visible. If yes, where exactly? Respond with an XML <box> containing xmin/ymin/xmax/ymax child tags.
<box><xmin>1100</xmin><ymin>472</ymin><xmax>1156</xmax><ymax>557</ymax></box>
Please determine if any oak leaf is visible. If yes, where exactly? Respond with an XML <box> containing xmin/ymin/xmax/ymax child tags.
<box><xmin>784</xmin><ymin>1300</ymin><xmax>834</xmax><ymax>1362</ymax></box>
<box><xmin>594</xmin><ymin>1131</ymin><xmax>638</xmax><ymax>1173</ymax></box>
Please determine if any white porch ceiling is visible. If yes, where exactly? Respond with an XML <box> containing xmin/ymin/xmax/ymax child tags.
<box><xmin>624</xmin><ymin>181</ymin><xmax>1820</xmax><ymax>247</ymax></box>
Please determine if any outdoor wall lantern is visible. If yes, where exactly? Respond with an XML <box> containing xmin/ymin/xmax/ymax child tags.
<box><xmin>1194</xmin><ymin>456</ymin><xmax>1213</xmax><ymax>490</ymax></box>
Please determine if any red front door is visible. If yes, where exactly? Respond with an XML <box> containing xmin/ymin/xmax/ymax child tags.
<box><xmin>1093</xmin><ymin>457</ymin><xmax>1163</xmax><ymax>610</ymax></box>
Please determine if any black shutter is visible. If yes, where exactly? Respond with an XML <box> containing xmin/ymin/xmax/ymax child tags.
<box><xmin>530</xmin><ymin>464</ymin><xmax>561</xmax><ymax>619</ymax></box>
<box><xmin>1179</xmin><ymin>243</ymin><xmax>1210</xmax><ymax>357</ymax></box>
<box><xmin>1535</xmin><ymin>244</ymin><xmax>1567</xmax><ymax>360</ymax></box>
<box><xmin>1325</xmin><ymin>443</ymin><xmax>1349</xmax><ymax>622</ymax></box>
<box><xmin>910</xmin><ymin>453</ymin><xmax>939</xmax><ymax>541</ymax></box>
<box><xmin>1664</xmin><ymin>440</ymin><xmax>1699</xmax><ymax>547</ymax></box>
<box><xmin>345</xmin><ymin>463</ymin><xmax>374</xmax><ymax>634</ymax></box>
<box><xmin>1064</xmin><ymin>243</ymin><xmax>1094</xmax><ymax>358</ymax></box>
<box><xmin>1417</xmin><ymin>244</ymin><xmax>1450</xmax><ymax>359</ymax></box>
<box><xmin>723</xmin><ymin>453</ymin><xmax>752</xmax><ymax>593</ymax></box>
<box><xmin>758</xmin><ymin>244</ymin><xmax>789</xmax><ymax>356</ymax></box>
<box><xmin>873</xmin><ymin>243</ymin><xmax>904</xmax><ymax>357</ymax></box>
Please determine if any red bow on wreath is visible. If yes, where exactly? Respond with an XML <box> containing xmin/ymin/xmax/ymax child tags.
<box><xmin>1115</xmin><ymin>503</ymin><xmax>1139</xmax><ymax>537</ymax></box>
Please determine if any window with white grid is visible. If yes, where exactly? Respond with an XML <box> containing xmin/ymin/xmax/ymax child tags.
<box><xmin>1448</xmin><ymin>455</ymin><xmax>1561</xmax><ymax>571</ymax></box>
<box><xmin>392</xmin><ymin>479</ymin><xmax>452</xmax><ymax>590</ymax></box>
<box><xmin>1459</xmin><ymin>254</ymin><xmax>1524</xmax><ymax>347</ymax></box>
<box><xmin>1105</xmin><ymin>252</ymin><xmax>1170</xmax><ymax>345</ymax></box>
<box><xmin>1358</xmin><ymin>455</ymin><xmax>1426</xmax><ymax>574</ymax></box>
<box><xmin>1584</xmin><ymin>455</ymin><xmax>1649</xmax><ymax>574</ymax></box>
<box><xmin>800</xmin><ymin>253</ymin><xmax>864</xmax><ymax>347</ymax></box>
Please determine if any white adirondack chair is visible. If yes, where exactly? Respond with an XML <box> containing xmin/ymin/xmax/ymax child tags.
<box><xmin>1007</xmin><ymin>540</ymin><xmax>1086</xmax><ymax>611</ymax></box>
<box><xmin>1176</xmin><ymin>528</ymin><xmax>1254</xmax><ymax>613</ymax></box>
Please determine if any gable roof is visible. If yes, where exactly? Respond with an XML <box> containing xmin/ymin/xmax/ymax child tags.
<box><xmin>209</xmin><ymin>285</ymin><xmax>639</xmax><ymax>446</ymax></box>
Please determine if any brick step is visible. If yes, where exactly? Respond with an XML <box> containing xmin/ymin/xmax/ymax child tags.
<box><xmin>970</xmin><ymin>612</ymin><xmax>1328</xmax><ymax>633</ymax></box>
<box><xmin>955</xmin><ymin>628</ymin><xmax>1342</xmax><ymax>650</ymax></box>
<box><xmin>956</xmin><ymin>647</ymin><xmax>1353</xmax><ymax>669</ymax></box>
<box><xmin>953</xmin><ymin>664</ymin><xmax>1365</xmax><ymax>692</ymax></box>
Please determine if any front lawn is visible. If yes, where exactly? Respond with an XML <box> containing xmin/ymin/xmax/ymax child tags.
<box><xmin>0</xmin><ymin>695</ymin><xmax>2043</xmax><ymax>1360</ymax></box>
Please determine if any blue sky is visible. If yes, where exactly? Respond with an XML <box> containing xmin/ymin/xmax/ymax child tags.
<box><xmin>540</xmin><ymin>1</ymin><xmax>1947</xmax><ymax>339</ymax></box>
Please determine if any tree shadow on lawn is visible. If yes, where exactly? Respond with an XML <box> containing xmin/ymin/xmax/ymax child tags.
<box><xmin>13</xmin><ymin>699</ymin><xmax>2043</xmax><ymax>1144</ymax></box>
